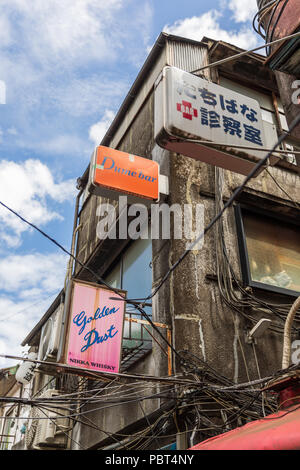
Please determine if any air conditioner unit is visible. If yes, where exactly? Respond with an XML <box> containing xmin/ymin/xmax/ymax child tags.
<box><xmin>38</xmin><ymin>303</ymin><xmax>64</xmax><ymax>363</ymax></box>
<box><xmin>25</xmin><ymin>389</ymin><xmax>69</xmax><ymax>450</ymax></box>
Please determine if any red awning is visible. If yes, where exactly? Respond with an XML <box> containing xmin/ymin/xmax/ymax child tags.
<box><xmin>190</xmin><ymin>404</ymin><xmax>300</xmax><ymax>450</ymax></box>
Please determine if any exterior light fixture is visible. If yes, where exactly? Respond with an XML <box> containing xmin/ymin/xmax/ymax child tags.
<box><xmin>246</xmin><ymin>318</ymin><xmax>272</xmax><ymax>343</ymax></box>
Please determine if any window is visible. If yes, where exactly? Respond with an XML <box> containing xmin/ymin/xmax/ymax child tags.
<box><xmin>235</xmin><ymin>205</ymin><xmax>300</xmax><ymax>297</ymax></box>
<box><xmin>104</xmin><ymin>238</ymin><xmax>153</xmax><ymax>368</ymax></box>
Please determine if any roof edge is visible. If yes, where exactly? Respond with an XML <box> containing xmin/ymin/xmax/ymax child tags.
<box><xmin>79</xmin><ymin>32</ymin><xmax>210</xmax><ymax>185</ymax></box>
<box><xmin>21</xmin><ymin>290</ymin><xmax>64</xmax><ymax>347</ymax></box>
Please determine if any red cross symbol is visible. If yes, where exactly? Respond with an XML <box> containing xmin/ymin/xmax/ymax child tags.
<box><xmin>177</xmin><ymin>100</ymin><xmax>198</xmax><ymax>120</ymax></box>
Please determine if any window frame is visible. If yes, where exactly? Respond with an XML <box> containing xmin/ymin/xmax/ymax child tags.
<box><xmin>235</xmin><ymin>204</ymin><xmax>300</xmax><ymax>298</ymax></box>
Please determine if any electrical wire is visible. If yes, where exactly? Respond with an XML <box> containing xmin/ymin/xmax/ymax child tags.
<box><xmin>253</xmin><ymin>0</ymin><xmax>291</xmax><ymax>55</ymax></box>
<box><xmin>26</xmin><ymin>379</ymin><xmax>166</xmax><ymax>402</ymax></box>
<box><xmin>265</xmin><ymin>168</ymin><xmax>300</xmax><ymax>209</ymax></box>
<box><xmin>1</xmin><ymin>41</ymin><xmax>299</xmax><ymax>379</ymax></box>
<box><xmin>212</xmin><ymin>164</ymin><xmax>300</xmax><ymax>340</ymax></box>
<box><xmin>20</xmin><ymin>387</ymin><xmax>178</xmax><ymax>406</ymax></box>
<box><xmin>0</xmin><ymin>389</ymin><xmax>181</xmax><ymax>420</ymax></box>
<box><xmin>264</xmin><ymin>0</ymin><xmax>282</xmax><ymax>52</ymax></box>
<box><xmin>267</xmin><ymin>0</ymin><xmax>290</xmax><ymax>55</ymax></box>
<box><xmin>0</xmin><ymin>291</ymin><xmax>60</xmax><ymax>323</ymax></box>
<box><xmin>192</xmin><ymin>30</ymin><xmax>300</xmax><ymax>75</ymax></box>
<box><xmin>143</xmin><ymin>111</ymin><xmax>300</xmax><ymax>307</ymax></box>
<box><xmin>253</xmin><ymin>1</ymin><xmax>280</xmax><ymax>38</ymax></box>
<box><xmin>37</xmin><ymin>404</ymin><xmax>86</xmax><ymax>450</ymax></box>
<box><xmin>1</xmin><ymin>39</ymin><xmax>300</xmax><ymax>450</ymax></box>
<box><xmin>2</xmin><ymin>361</ymin><xmax>293</xmax><ymax>450</ymax></box>
<box><xmin>26</xmin><ymin>400</ymin><xmax>135</xmax><ymax>451</ymax></box>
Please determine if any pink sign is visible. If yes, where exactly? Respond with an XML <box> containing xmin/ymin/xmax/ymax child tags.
<box><xmin>65</xmin><ymin>281</ymin><xmax>126</xmax><ymax>374</ymax></box>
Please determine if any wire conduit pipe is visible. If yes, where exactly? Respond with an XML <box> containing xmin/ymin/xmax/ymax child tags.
<box><xmin>282</xmin><ymin>296</ymin><xmax>300</xmax><ymax>369</ymax></box>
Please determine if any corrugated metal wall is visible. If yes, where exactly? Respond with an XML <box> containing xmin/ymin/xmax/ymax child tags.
<box><xmin>166</xmin><ymin>39</ymin><xmax>210</xmax><ymax>79</ymax></box>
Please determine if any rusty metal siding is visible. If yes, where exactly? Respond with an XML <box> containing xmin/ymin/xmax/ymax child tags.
<box><xmin>166</xmin><ymin>39</ymin><xmax>210</xmax><ymax>79</ymax></box>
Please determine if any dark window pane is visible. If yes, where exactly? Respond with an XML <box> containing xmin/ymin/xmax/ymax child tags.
<box><xmin>105</xmin><ymin>263</ymin><xmax>121</xmax><ymax>290</ymax></box>
<box><xmin>122</xmin><ymin>238</ymin><xmax>152</xmax><ymax>315</ymax></box>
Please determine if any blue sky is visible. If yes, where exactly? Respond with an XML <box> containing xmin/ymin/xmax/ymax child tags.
<box><xmin>0</xmin><ymin>0</ymin><xmax>260</xmax><ymax>366</ymax></box>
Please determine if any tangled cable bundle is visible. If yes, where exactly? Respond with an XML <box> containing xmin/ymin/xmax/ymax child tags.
<box><xmin>253</xmin><ymin>0</ymin><xmax>290</xmax><ymax>55</ymax></box>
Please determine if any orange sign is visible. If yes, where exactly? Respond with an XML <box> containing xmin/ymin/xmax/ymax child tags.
<box><xmin>90</xmin><ymin>146</ymin><xmax>159</xmax><ymax>201</ymax></box>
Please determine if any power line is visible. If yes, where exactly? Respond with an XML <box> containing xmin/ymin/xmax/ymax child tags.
<box><xmin>192</xmin><ymin>30</ymin><xmax>300</xmax><ymax>74</ymax></box>
<box><xmin>144</xmin><ymin>111</ymin><xmax>300</xmax><ymax>303</ymax></box>
<box><xmin>0</xmin><ymin>353</ymin><xmax>198</xmax><ymax>387</ymax></box>
<box><xmin>0</xmin><ymin>290</ymin><xmax>60</xmax><ymax>323</ymax></box>
<box><xmin>1</xmin><ymin>114</ymin><xmax>300</xmax><ymax>370</ymax></box>
<box><xmin>265</xmin><ymin>168</ymin><xmax>300</xmax><ymax>209</ymax></box>
<box><xmin>0</xmin><ymin>200</ymin><xmax>118</xmax><ymax>296</ymax></box>
<box><xmin>0</xmin><ymin>200</ymin><xmax>177</xmax><ymax>361</ymax></box>
<box><xmin>3</xmin><ymin>40</ymin><xmax>299</xmax><ymax>451</ymax></box>
<box><xmin>37</xmin><ymin>405</ymin><xmax>86</xmax><ymax>450</ymax></box>
<box><xmin>3</xmin><ymin>356</ymin><xmax>294</xmax><ymax>449</ymax></box>
<box><xmin>253</xmin><ymin>0</ymin><xmax>281</xmax><ymax>40</ymax></box>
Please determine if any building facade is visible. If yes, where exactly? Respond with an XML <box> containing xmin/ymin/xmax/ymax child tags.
<box><xmin>4</xmin><ymin>33</ymin><xmax>300</xmax><ymax>451</ymax></box>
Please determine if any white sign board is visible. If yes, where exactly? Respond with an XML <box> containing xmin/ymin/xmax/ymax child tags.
<box><xmin>16</xmin><ymin>352</ymin><xmax>37</xmax><ymax>385</ymax></box>
<box><xmin>155</xmin><ymin>66</ymin><xmax>279</xmax><ymax>176</ymax></box>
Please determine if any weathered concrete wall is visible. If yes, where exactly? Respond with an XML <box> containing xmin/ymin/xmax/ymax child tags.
<box><xmin>275</xmin><ymin>71</ymin><xmax>300</xmax><ymax>145</ymax></box>
<box><xmin>165</xmin><ymin>152</ymin><xmax>299</xmax><ymax>383</ymax></box>
<box><xmin>72</xmin><ymin>57</ymin><xmax>300</xmax><ymax>448</ymax></box>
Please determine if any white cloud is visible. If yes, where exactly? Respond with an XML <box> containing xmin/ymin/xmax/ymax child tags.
<box><xmin>23</xmin><ymin>134</ymin><xmax>89</xmax><ymax>157</ymax></box>
<box><xmin>0</xmin><ymin>0</ymin><xmax>124</xmax><ymax>66</ymax></box>
<box><xmin>164</xmin><ymin>10</ymin><xmax>258</xmax><ymax>50</ymax></box>
<box><xmin>0</xmin><ymin>159</ymin><xmax>76</xmax><ymax>247</ymax></box>
<box><xmin>0</xmin><ymin>16</ymin><xmax>12</xmax><ymax>47</ymax></box>
<box><xmin>89</xmin><ymin>110</ymin><xmax>115</xmax><ymax>145</ymax></box>
<box><xmin>0</xmin><ymin>253</ymin><xmax>67</xmax><ymax>294</ymax></box>
<box><xmin>46</xmin><ymin>76</ymin><xmax>128</xmax><ymax>118</ymax></box>
<box><xmin>0</xmin><ymin>1</ymin><xmax>141</xmax><ymax>156</ymax></box>
<box><xmin>227</xmin><ymin>0</ymin><xmax>257</xmax><ymax>23</ymax></box>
